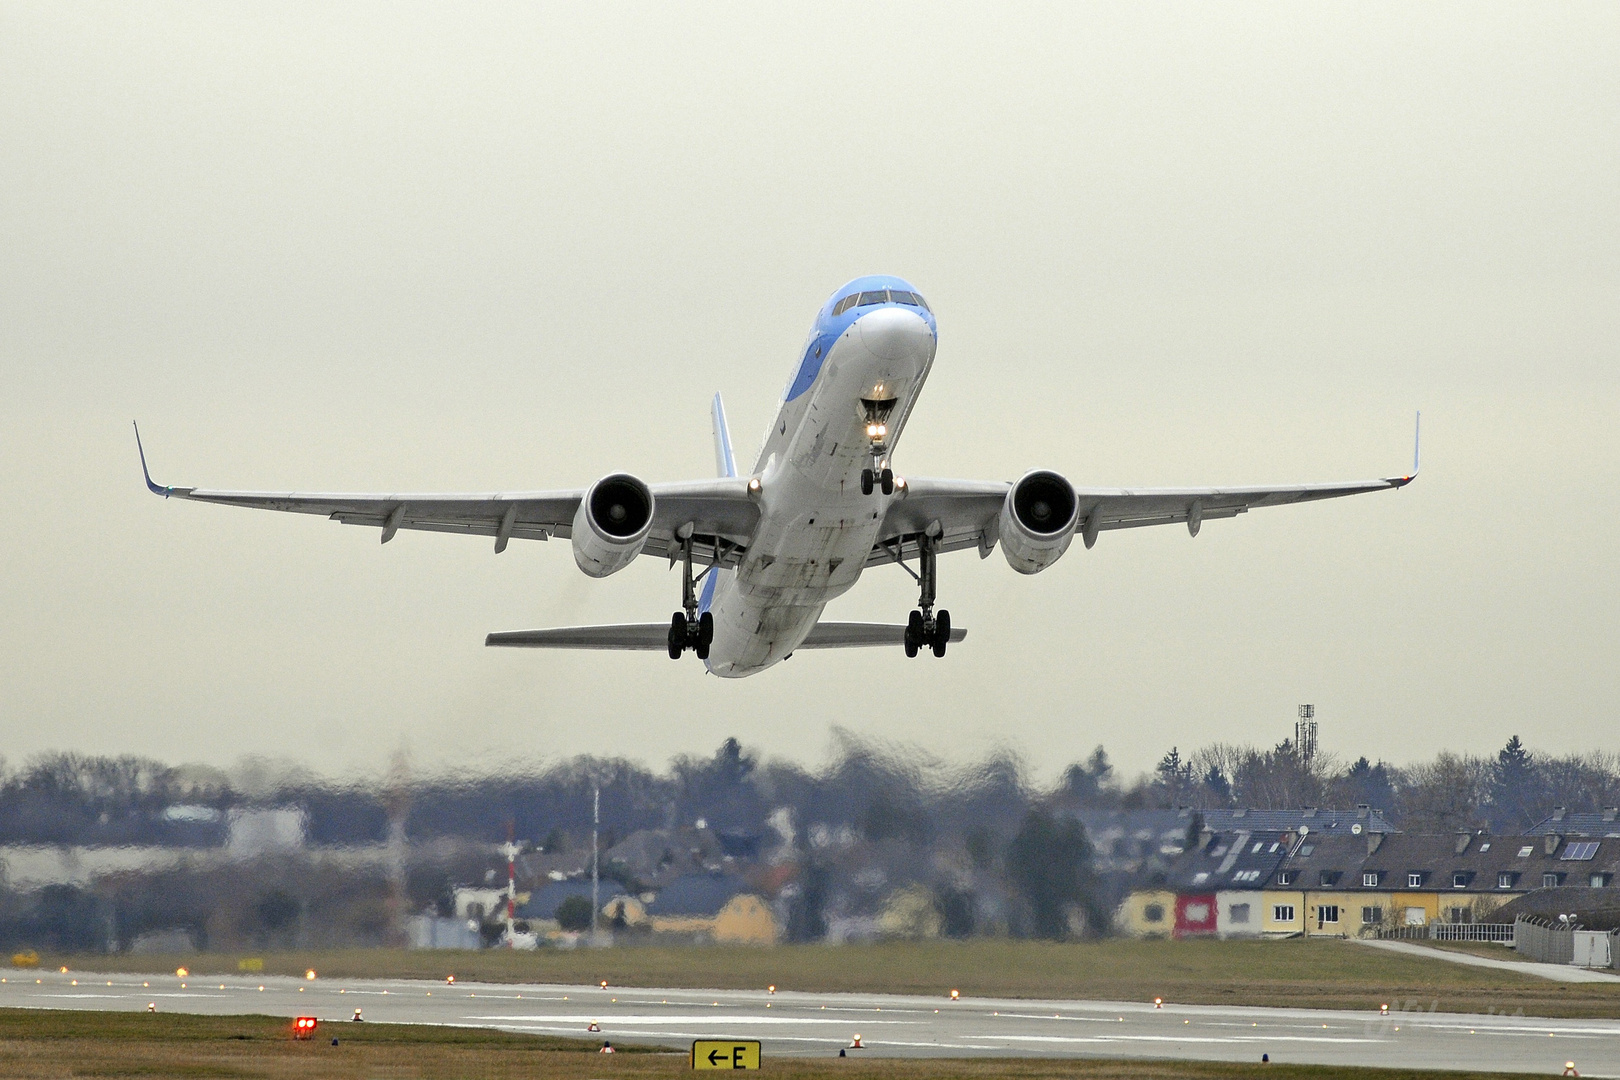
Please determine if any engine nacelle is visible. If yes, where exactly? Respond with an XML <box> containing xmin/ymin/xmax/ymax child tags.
<box><xmin>572</xmin><ymin>473</ymin><xmax>655</xmax><ymax>578</ymax></box>
<box><xmin>999</xmin><ymin>469</ymin><xmax>1079</xmax><ymax>575</ymax></box>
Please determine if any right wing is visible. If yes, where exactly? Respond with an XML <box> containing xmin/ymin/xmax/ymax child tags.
<box><xmin>135</xmin><ymin>425</ymin><xmax>759</xmax><ymax>566</ymax></box>
<box><xmin>871</xmin><ymin>416</ymin><xmax>1420</xmax><ymax>565</ymax></box>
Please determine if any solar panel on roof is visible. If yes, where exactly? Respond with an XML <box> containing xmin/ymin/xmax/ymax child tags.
<box><xmin>1560</xmin><ymin>841</ymin><xmax>1600</xmax><ymax>861</ymax></box>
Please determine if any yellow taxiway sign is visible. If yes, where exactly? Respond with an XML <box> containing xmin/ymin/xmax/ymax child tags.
<box><xmin>691</xmin><ymin>1039</ymin><xmax>761</xmax><ymax>1070</ymax></box>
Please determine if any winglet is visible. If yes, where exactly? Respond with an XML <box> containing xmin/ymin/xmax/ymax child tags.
<box><xmin>1388</xmin><ymin>411</ymin><xmax>1421</xmax><ymax>488</ymax></box>
<box><xmin>133</xmin><ymin>422</ymin><xmax>179</xmax><ymax>498</ymax></box>
<box><xmin>711</xmin><ymin>392</ymin><xmax>738</xmax><ymax>479</ymax></box>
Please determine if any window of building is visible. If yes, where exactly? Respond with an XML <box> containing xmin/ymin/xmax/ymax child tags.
<box><xmin>1478</xmin><ymin>842</ymin><xmax>1491</xmax><ymax>852</ymax></box>
<box><xmin>1192</xmin><ymin>872</ymin><xmax>1209</xmax><ymax>885</ymax></box>
<box><xmin>1404</xmin><ymin>907</ymin><xmax>1426</xmax><ymax>926</ymax></box>
<box><xmin>1363</xmin><ymin>871</ymin><xmax>1380</xmax><ymax>888</ymax></box>
<box><xmin>1229</xmin><ymin>903</ymin><xmax>1251</xmax><ymax>924</ymax></box>
<box><xmin>1498</xmin><ymin>872</ymin><xmax>1516</xmax><ymax>889</ymax></box>
<box><xmin>1561</xmin><ymin>841</ymin><xmax>1600</xmax><ymax>861</ymax></box>
<box><xmin>1592</xmin><ymin>873</ymin><xmax>1610</xmax><ymax>888</ymax></box>
<box><xmin>1453</xmin><ymin>872</ymin><xmax>1470</xmax><ymax>888</ymax></box>
<box><xmin>1320</xmin><ymin>871</ymin><xmax>1341</xmax><ymax>886</ymax></box>
<box><xmin>1517</xmin><ymin>845</ymin><xmax>1534</xmax><ymax>858</ymax></box>
<box><xmin>1448</xmin><ymin>906</ymin><xmax>1474</xmax><ymax>924</ymax></box>
<box><xmin>1273</xmin><ymin>904</ymin><xmax>1295</xmax><ymax>923</ymax></box>
<box><xmin>1407</xmin><ymin>872</ymin><xmax>1424</xmax><ymax>888</ymax></box>
<box><xmin>1543</xmin><ymin>872</ymin><xmax>1561</xmax><ymax>888</ymax></box>
<box><xmin>1361</xmin><ymin>906</ymin><xmax>1384</xmax><ymax>924</ymax></box>
<box><xmin>1144</xmin><ymin>903</ymin><xmax>1164</xmax><ymax>923</ymax></box>
<box><xmin>1298</xmin><ymin>844</ymin><xmax>1314</xmax><ymax>857</ymax></box>
<box><xmin>1316</xmin><ymin>905</ymin><xmax>1340</xmax><ymax>926</ymax></box>
<box><xmin>1277</xmin><ymin>871</ymin><xmax>1293</xmax><ymax>886</ymax></box>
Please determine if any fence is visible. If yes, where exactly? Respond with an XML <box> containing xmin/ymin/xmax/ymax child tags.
<box><xmin>1430</xmin><ymin>923</ymin><xmax>1515</xmax><ymax>943</ymax></box>
<box><xmin>1376</xmin><ymin>923</ymin><xmax>1515</xmax><ymax>944</ymax></box>
<box><xmin>1514</xmin><ymin>916</ymin><xmax>1619</xmax><ymax>968</ymax></box>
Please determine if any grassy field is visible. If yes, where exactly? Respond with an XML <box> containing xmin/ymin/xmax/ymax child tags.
<box><xmin>0</xmin><ymin>1007</ymin><xmax>1530</xmax><ymax>1080</ymax></box>
<box><xmin>35</xmin><ymin>938</ymin><xmax>1620</xmax><ymax>1019</ymax></box>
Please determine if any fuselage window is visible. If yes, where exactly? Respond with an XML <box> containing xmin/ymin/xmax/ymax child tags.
<box><xmin>832</xmin><ymin>293</ymin><xmax>860</xmax><ymax>316</ymax></box>
<box><xmin>857</xmin><ymin>290</ymin><xmax>889</xmax><ymax>306</ymax></box>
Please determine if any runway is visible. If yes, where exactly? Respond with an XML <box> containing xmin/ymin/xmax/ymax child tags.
<box><xmin>2</xmin><ymin>967</ymin><xmax>1617</xmax><ymax>1076</ymax></box>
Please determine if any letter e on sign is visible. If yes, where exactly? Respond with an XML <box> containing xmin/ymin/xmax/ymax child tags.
<box><xmin>691</xmin><ymin>1040</ymin><xmax>761</xmax><ymax>1070</ymax></box>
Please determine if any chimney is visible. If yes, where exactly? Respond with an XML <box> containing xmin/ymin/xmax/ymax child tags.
<box><xmin>1367</xmin><ymin>833</ymin><xmax>1384</xmax><ymax>856</ymax></box>
<box><xmin>1454</xmin><ymin>832</ymin><xmax>1472</xmax><ymax>855</ymax></box>
<box><xmin>1552</xmin><ymin>807</ymin><xmax>1567</xmax><ymax>822</ymax></box>
<box><xmin>1604</xmin><ymin>807</ymin><xmax>1618</xmax><ymax>823</ymax></box>
<box><xmin>1544</xmin><ymin>834</ymin><xmax>1561</xmax><ymax>855</ymax></box>
<box><xmin>1356</xmin><ymin>803</ymin><xmax>1370</xmax><ymax>818</ymax></box>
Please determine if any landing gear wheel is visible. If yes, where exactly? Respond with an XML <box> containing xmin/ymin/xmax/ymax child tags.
<box><xmin>932</xmin><ymin>609</ymin><xmax>951</xmax><ymax>658</ymax></box>
<box><xmin>880</xmin><ymin>469</ymin><xmax>894</xmax><ymax>495</ymax></box>
<box><xmin>668</xmin><ymin>612</ymin><xmax>687</xmax><ymax>660</ymax></box>
<box><xmin>860</xmin><ymin>468</ymin><xmax>874</xmax><ymax>496</ymax></box>
<box><xmin>695</xmin><ymin>611</ymin><xmax>714</xmax><ymax>660</ymax></box>
<box><xmin>905</xmin><ymin>610</ymin><xmax>924</xmax><ymax>658</ymax></box>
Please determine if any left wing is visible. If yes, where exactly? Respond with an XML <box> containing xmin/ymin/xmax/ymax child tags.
<box><xmin>870</xmin><ymin>417</ymin><xmax>1419</xmax><ymax>566</ymax></box>
<box><xmin>135</xmin><ymin>425</ymin><xmax>758</xmax><ymax>566</ymax></box>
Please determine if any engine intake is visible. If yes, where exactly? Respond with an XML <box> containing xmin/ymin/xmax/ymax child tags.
<box><xmin>572</xmin><ymin>473</ymin><xmax>654</xmax><ymax>577</ymax></box>
<box><xmin>1000</xmin><ymin>469</ymin><xmax>1079</xmax><ymax>574</ymax></box>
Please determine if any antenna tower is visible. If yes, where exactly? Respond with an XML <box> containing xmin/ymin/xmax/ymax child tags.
<box><xmin>1296</xmin><ymin>704</ymin><xmax>1317</xmax><ymax>766</ymax></box>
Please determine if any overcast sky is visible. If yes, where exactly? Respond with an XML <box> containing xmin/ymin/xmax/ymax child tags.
<box><xmin>2</xmin><ymin>3</ymin><xmax>1616</xmax><ymax>786</ymax></box>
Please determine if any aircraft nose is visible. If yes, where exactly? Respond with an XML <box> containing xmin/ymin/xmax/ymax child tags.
<box><xmin>857</xmin><ymin>306</ymin><xmax>934</xmax><ymax>361</ymax></box>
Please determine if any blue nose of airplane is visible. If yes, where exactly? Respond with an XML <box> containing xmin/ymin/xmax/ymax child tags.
<box><xmin>857</xmin><ymin>306</ymin><xmax>935</xmax><ymax>361</ymax></box>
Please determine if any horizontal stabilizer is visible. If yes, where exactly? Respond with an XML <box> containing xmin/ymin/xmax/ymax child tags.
<box><xmin>485</xmin><ymin>621</ymin><xmax>966</xmax><ymax>651</ymax></box>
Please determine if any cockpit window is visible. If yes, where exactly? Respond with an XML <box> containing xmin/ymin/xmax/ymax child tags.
<box><xmin>833</xmin><ymin>288</ymin><xmax>930</xmax><ymax>316</ymax></box>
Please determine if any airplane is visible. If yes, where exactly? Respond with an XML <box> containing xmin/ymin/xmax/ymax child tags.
<box><xmin>136</xmin><ymin>274</ymin><xmax>1418</xmax><ymax>678</ymax></box>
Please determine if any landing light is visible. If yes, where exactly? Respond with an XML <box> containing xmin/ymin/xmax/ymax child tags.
<box><xmin>305</xmin><ymin>969</ymin><xmax>317</xmax><ymax>981</ymax></box>
<box><xmin>949</xmin><ymin>989</ymin><xmax>960</xmax><ymax>1000</ymax></box>
<box><xmin>175</xmin><ymin>968</ymin><xmax>188</xmax><ymax>978</ymax></box>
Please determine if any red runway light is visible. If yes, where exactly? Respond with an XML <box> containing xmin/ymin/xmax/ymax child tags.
<box><xmin>293</xmin><ymin>1016</ymin><xmax>319</xmax><ymax>1040</ymax></box>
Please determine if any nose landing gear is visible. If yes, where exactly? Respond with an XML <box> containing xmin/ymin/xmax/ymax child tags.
<box><xmin>860</xmin><ymin>395</ymin><xmax>898</xmax><ymax>497</ymax></box>
<box><xmin>667</xmin><ymin>534</ymin><xmax>715</xmax><ymax>661</ymax></box>
<box><xmin>860</xmin><ymin>467</ymin><xmax>895</xmax><ymax>496</ymax></box>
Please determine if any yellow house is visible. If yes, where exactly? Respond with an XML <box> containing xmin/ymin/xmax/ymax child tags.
<box><xmin>1260</xmin><ymin>889</ymin><xmax>1306</xmax><ymax>935</ymax></box>
<box><xmin>713</xmin><ymin>894</ymin><xmax>778</xmax><ymax>945</ymax></box>
<box><xmin>649</xmin><ymin>893</ymin><xmax>778</xmax><ymax>944</ymax></box>
<box><xmin>1115</xmin><ymin>889</ymin><xmax>1176</xmax><ymax>938</ymax></box>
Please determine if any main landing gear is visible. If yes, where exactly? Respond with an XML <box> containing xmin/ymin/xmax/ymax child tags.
<box><xmin>668</xmin><ymin>536</ymin><xmax>715</xmax><ymax>661</ymax></box>
<box><xmin>901</xmin><ymin>532</ymin><xmax>950</xmax><ymax>658</ymax></box>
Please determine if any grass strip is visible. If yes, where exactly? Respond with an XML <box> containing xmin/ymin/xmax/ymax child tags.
<box><xmin>0</xmin><ymin>1007</ymin><xmax>1528</xmax><ymax>1080</ymax></box>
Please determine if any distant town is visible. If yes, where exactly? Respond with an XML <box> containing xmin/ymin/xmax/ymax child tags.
<box><xmin>0</xmin><ymin>724</ymin><xmax>1615</xmax><ymax>963</ymax></box>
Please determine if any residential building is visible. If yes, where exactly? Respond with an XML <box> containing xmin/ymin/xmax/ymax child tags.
<box><xmin>1528</xmin><ymin>808</ymin><xmax>1620</xmax><ymax>838</ymax></box>
<box><xmin>1122</xmin><ymin>828</ymin><xmax>1620</xmax><ymax>941</ymax></box>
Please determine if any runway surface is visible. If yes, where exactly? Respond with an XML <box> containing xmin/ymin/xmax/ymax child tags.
<box><xmin>2</xmin><ymin>967</ymin><xmax>1617</xmax><ymax>1076</ymax></box>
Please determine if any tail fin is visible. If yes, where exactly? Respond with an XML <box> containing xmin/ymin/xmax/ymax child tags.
<box><xmin>711</xmin><ymin>392</ymin><xmax>737</xmax><ymax>478</ymax></box>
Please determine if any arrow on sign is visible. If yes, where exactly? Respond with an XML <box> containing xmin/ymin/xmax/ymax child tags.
<box><xmin>707</xmin><ymin>1050</ymin><xmax>728</xmax><ymax>1066</ymax></box>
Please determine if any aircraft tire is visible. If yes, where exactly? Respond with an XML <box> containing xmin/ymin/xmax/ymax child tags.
<box><xmin>860</xmin><ymin>468</ymin><xmax>874</xmax><ymax>496</ymax></box>
<box><xmin>668</xmin><ymin>613</ymin><xmax>686</xmax><ymax>660</ymax></box>
<box><xmin>932</xmin><ymin>609</ymin><xmax>950</xmax><ymax>658</ymax></box>
<box><xmin>880</xmin><ymin>469</ymin><xmax>894</xmax><ymax>495</ymax></box>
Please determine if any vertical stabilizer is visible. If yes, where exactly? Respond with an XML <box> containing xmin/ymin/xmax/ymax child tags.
<box><xmin>711</xmin><ymin>392</ymin><xmax>737</xmax><ymax>479</ymax></box>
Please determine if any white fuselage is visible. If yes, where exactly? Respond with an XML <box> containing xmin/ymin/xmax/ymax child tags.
<box><xmin>703</xmin><ymin>305</ymin><xmax>936</xmax><ymax>677</ymax></box>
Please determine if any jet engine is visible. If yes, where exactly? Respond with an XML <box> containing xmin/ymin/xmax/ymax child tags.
<box><xmin>999</xmin><ymin>469</ymin><xmax>1079</xmax><ymax>574</ymax></box>
<box><xmin>571</xmin><ymin>473</ymin><xmax>655</xmax><ymax>577</ymax></box>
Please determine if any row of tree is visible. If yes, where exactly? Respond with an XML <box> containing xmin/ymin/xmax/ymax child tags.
<box><xmin>0</xmin><ymin>734</ymin><xmax>1612</xmax><ymax>849</ymax></box>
